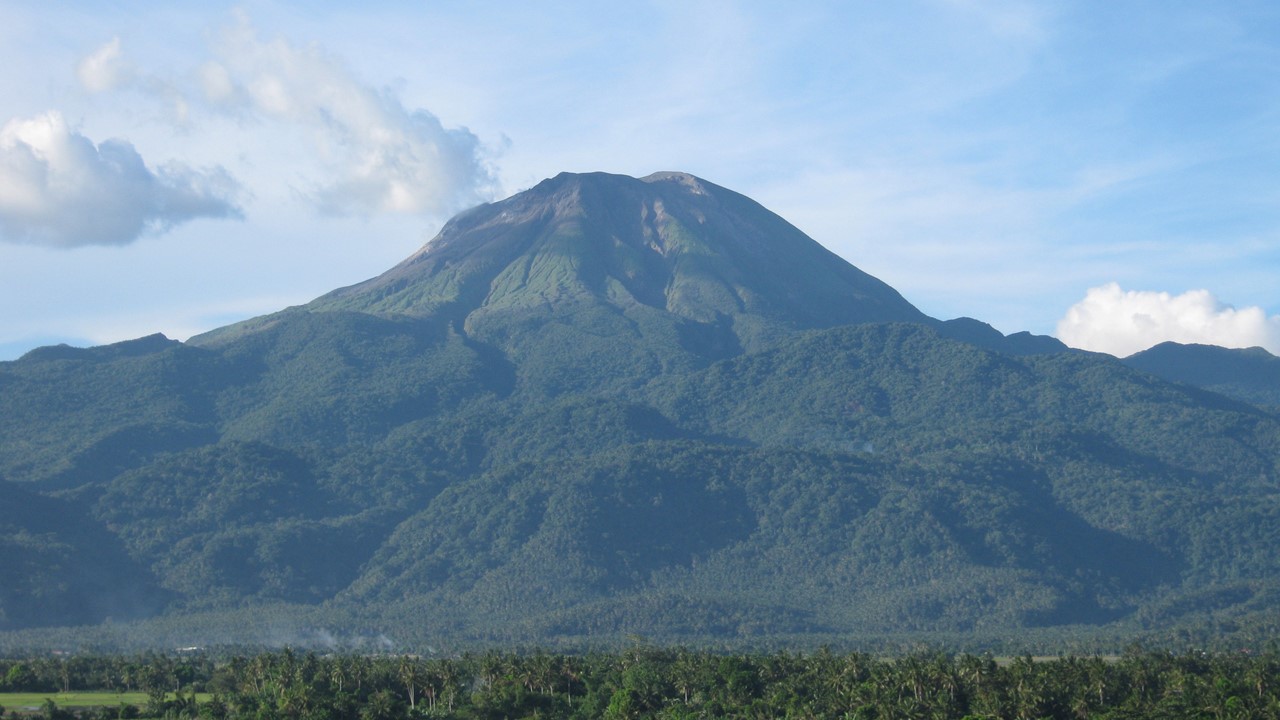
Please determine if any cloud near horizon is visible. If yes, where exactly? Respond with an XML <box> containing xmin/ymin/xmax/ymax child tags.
<box><xmin>1056</xmin><ymin>283</ymin><xmax>1280</xmax><ymax>357</ymax></box>
<box><xmin>201</xmin><ymin>16</ymin><xmax>497</xmax><ymax>218</ymax></box>
<box><xmin>0</xmin><ymin>111</ymin><xmax>244</xmax><ymax>248</ymax></box>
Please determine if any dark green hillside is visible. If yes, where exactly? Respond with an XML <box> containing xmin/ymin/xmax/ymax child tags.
<box><xmin>0</xmin><ymin>479</ymin><xmax>166</xmax><ymax>630</ymax></box>
<box><xmin>649</xmin><ymin>322</ymin><xmax>1280</xmax><ymax>479</ymax></box>
<box><xmin>938</xmin><ymin>316</ymin><xmax>1071</xmax><ymax>356</ymax></box>
<box><xmin>206</xmin><ymin>310</ymin><xmax>510</xmax><ymax>446</ymax></box>
<box><xmin>343</xmin><ymin>442</ymin><xmax>1179</xmax><ymax>644</ymax></box>
<box><xmin>1124</xmin><ymin>341</ymin><xmax>1280</xmax><ymax>408</ymax></box>
<box><xmin>1</xmin><ymin>171</ymin><xmax>1279</xmax><ymax>647</ymax></box>
<box><xmin>0</xmin><ymin>335</ymin><xmax>217</xmax><ymax>487</ymax></box>
<box><xmin>328</xmin><ymin>324</ymin><xmax>1280</xmax><ymax>644</ymax></box>
<box><xmin>649</xmin><ymin>323</ymin><xmax>1280</xmax><ymax>584</ymax></box>
<box><xmin>90</xmin><ymin>441</ymin><xmax>380</xmax><ymax>606</ymax></box>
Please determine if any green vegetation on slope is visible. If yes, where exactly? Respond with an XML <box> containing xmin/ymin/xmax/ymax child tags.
<box><xmin>1</xmin><ymin>172</ymin><xmax>1279</xmax><ymax>648</ymax></box>
<box><xmin>4</xmin><ymin>318</ymin><xmax>1278</xmax><ymax>643</ymax></box>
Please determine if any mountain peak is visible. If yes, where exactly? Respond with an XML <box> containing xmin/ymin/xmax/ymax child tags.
<box><xmin>641</xmin><ymin>170</ymin><xmax>711</xmax><ymax>191</ymax></box>
<box><xmin>195</xmin><ymin>171</ymin><xmax>926</xmax><ymax>363</ymax></box>
<box><xmin>317</xmin><ymin>171</ymin><xmax>924</xmax><ymax>331</ymax></box>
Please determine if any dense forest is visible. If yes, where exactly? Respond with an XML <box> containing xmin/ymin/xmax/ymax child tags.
<box><xmin>6</xmin><ymin>321</ymin><xmax>1279</xmax><ymax>648</ymax></box>
<box><xmin>2</xmin><ymin>648</ymin><xmax>1279</xmax><ymax>719</ymax></box>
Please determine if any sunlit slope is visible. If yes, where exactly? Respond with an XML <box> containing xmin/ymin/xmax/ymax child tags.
<box><xmin>196</xmin><ymin>171</ymin><xmax>927</xmax><ymax>395</ymax></box>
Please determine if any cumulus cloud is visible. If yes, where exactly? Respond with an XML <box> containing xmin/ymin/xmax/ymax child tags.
<box><xmin>0</xmin><ymin>111</ymin><xmax>244</xmax><ymax>247</ymax></box>
<box><xmin>76</xmin><ymin>37</ymin><xmax>133</xmax><ymax>93</ymax></box>
<box><xmin>203</xmin><ymin>17</ymin><xmax>496</xmax><ymax>217</ymax></box>
<box><xmin>1056</xmin><ymin>283</ymin><xmax>1280</xmax><ymax>357</ymax></box>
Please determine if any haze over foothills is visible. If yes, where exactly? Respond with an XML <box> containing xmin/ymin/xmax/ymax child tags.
<box><xmin>3</xmin><ymin>2</ymin><xmax>1280</xmax><ymax>361</ymax></box>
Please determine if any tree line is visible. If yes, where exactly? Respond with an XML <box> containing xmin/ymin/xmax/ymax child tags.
<box><xmin>3</xmin><ymin>647</ymin><xmax>1280</xmax><ymax>719</ymax></box>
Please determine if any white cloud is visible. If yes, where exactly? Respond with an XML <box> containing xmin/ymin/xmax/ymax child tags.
<box><xmin>203</xmin><ymin>16</ymin><xmax>497</xmax><ymax>217</ymax></box>
<box><xmin>76</xmin><ymin>37</ymin><xmax>132</xmax><ymax>93</ymax></box>
<box><xmin>0</xmin><ymin>111</ymin><xmax>243</xmax><ymax>248</ymax></box>
<box><xmin>76</xmin><ymin>37</ymin><xmax>192</xmax><ymax>125</ymax></box>
<box><xmin>198</xmin><ymin>60</ymin><xmax>240</xmax><ymax>106</ymax></box>
<box><xmin>1056</xmin><ymin>282</ymin><xmax>1280</xmax><ymax>357</ymax></box>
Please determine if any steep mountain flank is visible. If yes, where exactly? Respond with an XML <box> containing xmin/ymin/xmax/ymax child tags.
<box><xmin>311</xmin><ymin>171</ymin><xmax>926</xmax><ymax>333</ymax></box>
<box><xmin>194</xmin><ymin>172</ymin><xmax>928</xmax><ymax>395</ymax></box>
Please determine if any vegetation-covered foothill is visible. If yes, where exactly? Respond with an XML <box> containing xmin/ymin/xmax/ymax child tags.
<box><xmin>2</xmin><ymin>171</ymin><xmax>1280</xmax><ymax>652</ymax></box>
<box><xmin>2</xmin><ymin>648</ymin><xmax>1280</xmax><ymax>719</ymax></box>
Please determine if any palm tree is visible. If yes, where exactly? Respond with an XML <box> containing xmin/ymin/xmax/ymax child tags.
<box><xmin>434</xmin><ymin>657</ymin><xmax>464</xmax><ymax>712</ymax></box>
<box><xmin>329</xmin><ymin>655</ymin><xmax>349</xmax><ymax>695</ymax></box>
<box><xmin>397</xmin><ymin>656</ymin><xmax>421</xmax><ymax>710</ymax></box>
<box><xmin>559</xmin><ymin>654</ymin><xmax>585</xmax><ymax>706</ymax></box>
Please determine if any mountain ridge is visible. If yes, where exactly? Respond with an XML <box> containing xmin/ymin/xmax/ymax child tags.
<box><xmin>1123</xmin><ymin>340</ymin><xmax>1280</xmax><ymax>408</ymax></box>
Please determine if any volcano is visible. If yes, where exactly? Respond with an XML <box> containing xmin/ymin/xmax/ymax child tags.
<box><xmin>194</xmin><ymin>171</ymin><xmax>929</xmax><ymax>394</ymax></box>
<box><xmin>317</xmin><ymin>171</ymin><xmax>924</xmax><ymax>328</ymax></box>
<box><xmin>1</xmin><ymin>171</ymin><xmax>1278</xmax><ymax>649</ymax></box>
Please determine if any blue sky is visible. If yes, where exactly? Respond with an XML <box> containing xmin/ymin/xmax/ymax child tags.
<box><xmin>3</xmin><ymin>1</ymin><xmax>1280</xmax><ymax>359</ymax></box>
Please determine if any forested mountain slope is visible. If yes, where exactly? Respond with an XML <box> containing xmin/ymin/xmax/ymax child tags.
<box><xmin>1124</xmin><ymin>341</ymin><xmax>1280</xmax><ymax>408</ymax></box>
<box><xmin>1</xmin><ymin>172</ymin><xmax>1277</xmax><ymax>647</ymax></box>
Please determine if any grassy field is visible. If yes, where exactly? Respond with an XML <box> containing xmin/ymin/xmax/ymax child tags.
<box><xmin>0</xmin><ymin>691</ymin><xmax>210</xmax><ymax>709</ymax></box>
